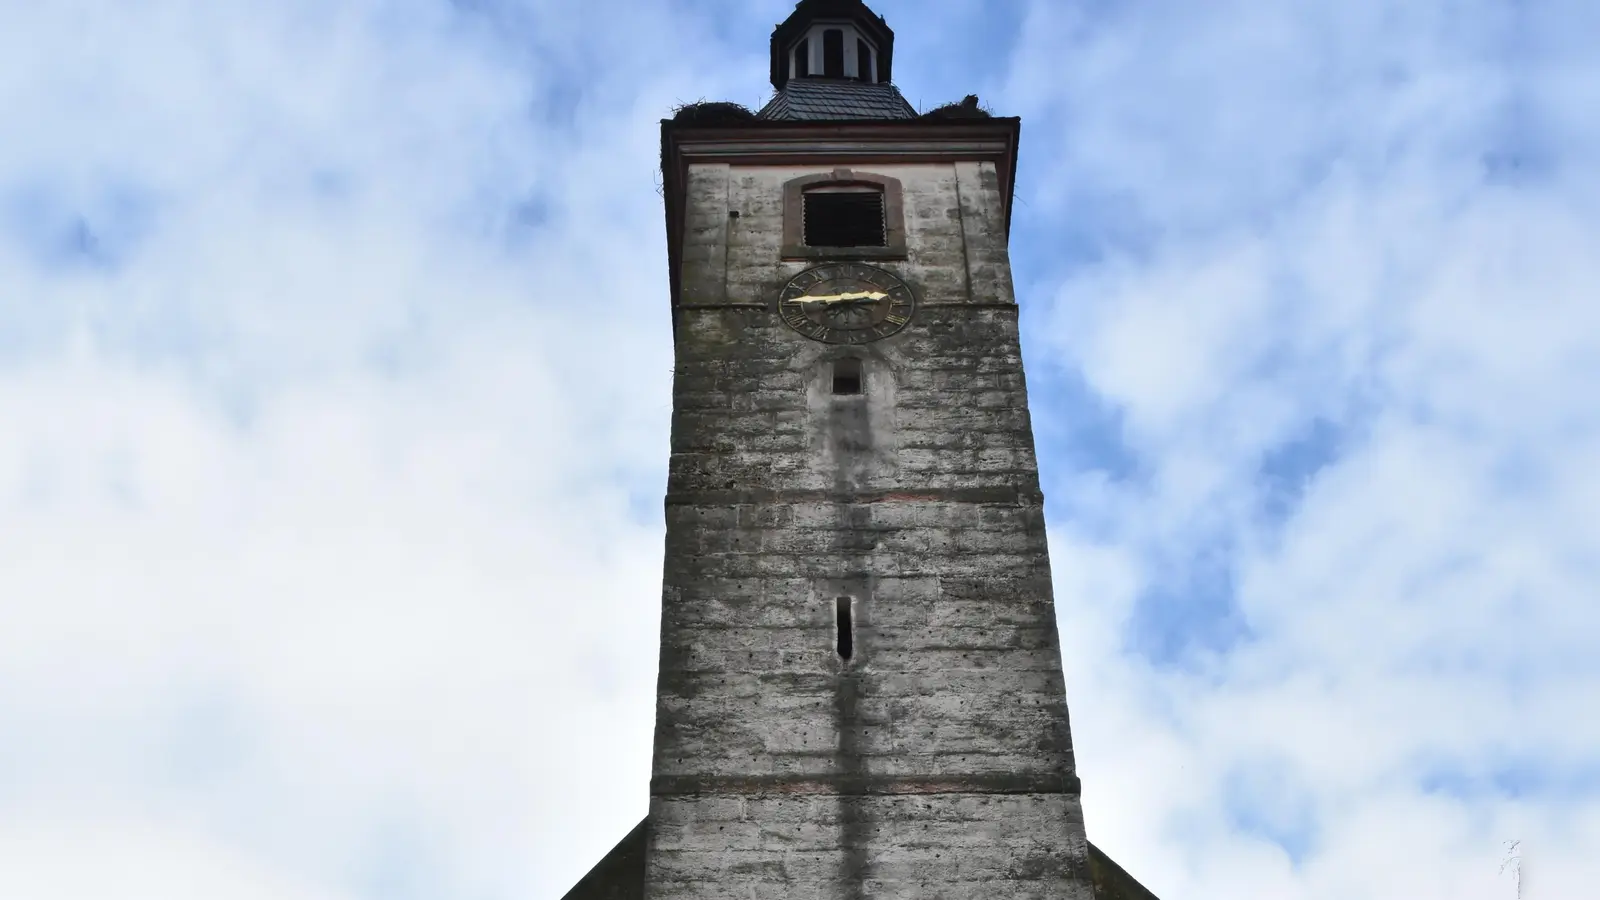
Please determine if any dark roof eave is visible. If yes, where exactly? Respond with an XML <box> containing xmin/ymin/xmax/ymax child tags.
<box><xmin>664</xmin><ymin>114</ymin><xmax>1022</xmax><ymax>139</ymax></box>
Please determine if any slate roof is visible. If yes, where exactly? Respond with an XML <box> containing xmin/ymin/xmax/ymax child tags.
<box><xmin>757</xmin><ymin>78</ymin><xmax>918</xmax><ymax>121</ymax></box>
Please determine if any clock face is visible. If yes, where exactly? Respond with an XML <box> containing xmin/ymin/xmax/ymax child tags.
<box><xmin>777</xmin><ymin>263</ymin><xmax>917</xmax><ymax>344</ymax></box>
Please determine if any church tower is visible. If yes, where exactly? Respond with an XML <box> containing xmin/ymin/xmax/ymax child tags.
<box><xmin>561</xmin><ymin>2</ymin><xmax>1161</xmax><ymax>898</ymax></box>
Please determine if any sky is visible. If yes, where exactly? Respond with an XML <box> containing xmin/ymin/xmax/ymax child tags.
<box><xmin>1</xmin><ymin>0</ymin><xmax>1596</xmax><ymax>898</ymax></box>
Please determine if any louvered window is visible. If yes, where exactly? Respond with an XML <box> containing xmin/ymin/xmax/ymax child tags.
<box><xmin>803</xmin><ymin>187</ymin><xmax>886</xmax><ymax>247</ymax></box>
<box><xmin>781</xmin><ymin>172</ymin><xmax>904</xmax><ymax>260</ymax></box>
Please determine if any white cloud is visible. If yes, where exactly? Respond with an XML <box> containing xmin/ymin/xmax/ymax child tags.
<box><xmin>1012</xmin><ymin>1</ymin><xmax>1600</xmax><ymax>897</ymax></box>
<box><xmin>0</xmin><ymin>1</ymin><xmax>735</xmax><ymax>896</ymax></box>
<box><xmin>0</xmin><ymin>819</ymin><xmax>361</xmax><ymax>900</ymax></box>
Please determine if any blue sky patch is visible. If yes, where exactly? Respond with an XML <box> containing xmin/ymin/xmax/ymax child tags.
<box><xmin>3</xmin><ymin>179</ymin><xmax>160</xmax><ymax>274</ymax></box>
<box><xmin>1125</xmin><ymin>538</ymin><xmax>1254</xmax><ymax>669</ymax></box>
<box><xmin>1421</xmin><ymin>757</ymin><xmax>1600</xmax><ymax>803</ymax></box>
<box><xmin>1221</xmin><ymin>757</ymin><xmax>1320</xmax><ymax>866</ymax></box>
<box><xmin>1256</xmin><ymin>417</ymin><xmax>1345</xmax><ymax>527</ymax></box>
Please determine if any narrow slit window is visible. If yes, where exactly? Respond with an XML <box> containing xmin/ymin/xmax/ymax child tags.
<box><xmin>794</xmin><ymin>38</ymin><xmax>810</xmax><ymax>78</ymax></box>
<box><xmin>857</xmin><ymin>39</ymin><xmax>872</xmax><ymax>81</ymax></box>
<box><xmin>803</xmin><ymin>187</ymin><xmax>886</xmax><ymax>247</ymax></box>
<box><xmin>832</xmin><ymin>358</ymin><xmax>862</xmax><ymax>395</ymax></box>
<box><xmin>823</xmin><ymin>29</ymin><xmax>845</xmax><ymax>77</ymax></box>
<box><xmin>835</xmin><ymin>597</ymin><xmax>854</xmax><ymax>661</ymax></box>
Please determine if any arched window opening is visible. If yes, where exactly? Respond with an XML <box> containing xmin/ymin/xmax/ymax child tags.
<box><xmin>857</xmin><ymin>39</ymin><xmax>873</xmax><ymax>81</ymax></box>
<box><xmin>794</xmin><ymin>38</ymin><xmax>810</xmax><ymax>78</ymax></box>
<box><xmin>823</xmin><ymin>29</ymin><xmax>845</xmax><ymax>77</ymax></box>
<box><xmin>803</xmin><ymin>185</ymin><xmax>886</xmax><ymax>248</ymax></box>
<box><xmin>832</xmin><ymin>358</ymin><xmax>863</xmax><ymax>395</ymax></box>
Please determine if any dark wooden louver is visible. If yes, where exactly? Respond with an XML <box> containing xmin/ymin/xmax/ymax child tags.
<box><xmin>803</xmin><ymin>190</ymin><xmax>886</xmax><ymax>247</ymax></box>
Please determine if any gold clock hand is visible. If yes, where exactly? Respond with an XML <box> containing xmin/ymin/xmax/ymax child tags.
<box><xmin>784</xmin><ymin>290</ymin><xmax>889</xmax><ymax>305</ymax></box>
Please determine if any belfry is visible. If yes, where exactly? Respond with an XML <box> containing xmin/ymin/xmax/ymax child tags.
<box><xmin>561</xmin><ymin>1</ymin><xmax>1161</xmax><ymax>897</ymax></box>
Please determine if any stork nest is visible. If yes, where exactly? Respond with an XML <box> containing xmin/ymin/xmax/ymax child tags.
<box><xmin>923</xmin><ymin>94</ymin><xmax>993</xmax><ymax>119</ymax></box>
<box><xmin>671</xmin><ymin>100</ymin><xmax>758</xmax><ymax>125</ymax></box>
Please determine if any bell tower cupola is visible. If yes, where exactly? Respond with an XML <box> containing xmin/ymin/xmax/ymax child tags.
<box><xmin>770</xmin><ymin>0</ymin><xmax>895</xmax><ymax>88</ymax></box>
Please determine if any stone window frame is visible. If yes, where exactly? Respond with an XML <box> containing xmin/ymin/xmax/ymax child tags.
<box><xmin>781</xmin><ymin>168</ymin><xmax>907</xmax><ymax>261</ymax></box>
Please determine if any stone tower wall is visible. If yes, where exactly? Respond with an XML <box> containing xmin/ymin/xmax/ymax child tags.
<box><xmin>645</xmin><ymin>159</ymin><xmax>1095</xmax><ymax>899</ymax></box>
